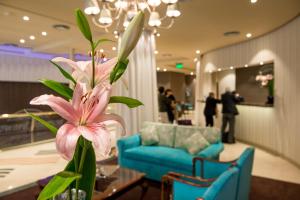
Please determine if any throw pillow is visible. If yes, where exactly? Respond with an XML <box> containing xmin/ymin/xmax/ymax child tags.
<box><xmin>156</xmin><ymin>124</ymin><xmax>176</xmax><ymax>147</ymax></box>
<box><xmin>183</xmin><ymin>132</ymin><xmax>210</xmax><ymax>155</ymax></box>
<box><xmin>202</xmin><ymin>127</ymin><xmax>221</xmax><ymax>144</ymax></box>
<box><xmin>140</xmin><ymin>123</ymin><xmax>159</xmax><ymax>146</ymax></box>
<box><xmin>174</xmin><ymin>125</ymin><xmax>200</xmax><ymax>149</ymax></box>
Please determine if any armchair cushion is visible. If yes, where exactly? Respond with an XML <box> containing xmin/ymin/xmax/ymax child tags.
<box><xmin>183</xmin><ymin>132</ymin><xmax>210</xmax><ymax>155</ymax></box>
<box><xmin>173</xmin><ymin>180</ymin><xmax>206</xmax><ymax>200</ymax></box>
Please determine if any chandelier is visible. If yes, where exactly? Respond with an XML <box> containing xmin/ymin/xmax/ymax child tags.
<box><xmin>83</xmin><ymin>0</ymin><xmax>181</xmax><ymax>35</ymax></box>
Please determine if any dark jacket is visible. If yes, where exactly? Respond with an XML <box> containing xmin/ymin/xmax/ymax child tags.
<box><xmin>204</xmin><ymin>97</ymin><xmax>220</xmax><ymax>116</ymax></box>
<box><xmin>221</xmin><ymin>92</ymin><xmax>239</xmax><ymax>115</ymax></box>
<box><xmin>158</xmin><ymin>94</ymin><xmax>170</xmax><ymax>112</ymax></box>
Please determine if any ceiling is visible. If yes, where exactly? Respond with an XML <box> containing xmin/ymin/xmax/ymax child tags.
<box><xmin>0</xmin><ymin>0</ymin><xmax>299</xmax><ymax>74</ymax></box>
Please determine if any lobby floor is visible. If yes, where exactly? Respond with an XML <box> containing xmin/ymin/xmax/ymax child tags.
<box><xmin>0</xmin><ymin>140</ymin><xmax>300</xmax><ymax>196</ymax></box>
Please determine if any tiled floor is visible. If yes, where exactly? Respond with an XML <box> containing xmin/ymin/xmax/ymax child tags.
<box><xmin>0</xmin><ymin>140</ymin><xmax>300</xmax><ymax>196</ymax></box>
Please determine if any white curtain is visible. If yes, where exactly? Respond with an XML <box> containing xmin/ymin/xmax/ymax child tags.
<box><xmin>113</xmin><ymin>31</ymin><xmax>159</xmax><ymax>135</ymax></box>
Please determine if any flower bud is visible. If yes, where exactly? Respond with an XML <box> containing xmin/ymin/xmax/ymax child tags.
<box><xmin>118</xmin><ymin>11</ymin><xmax>145</xmax><ymax>61</ymax></box>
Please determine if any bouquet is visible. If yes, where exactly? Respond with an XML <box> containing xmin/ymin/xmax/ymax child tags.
<box><xmin>27</xmin><ymin>9</ymin><xmax>145</xmax><ymax>200</ymax></box>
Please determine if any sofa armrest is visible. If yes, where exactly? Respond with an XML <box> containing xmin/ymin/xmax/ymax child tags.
<box><xmin>197</xmin><ymin>142</ymin><xmax>224</xmax><ymax>159</ymax></box>
<box><xmin>117</xmin><ymin>134</ymin><xmax>141</xmax><ymax>157</ymax></box>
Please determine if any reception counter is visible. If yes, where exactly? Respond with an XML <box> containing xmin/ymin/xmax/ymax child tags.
<box><xmin>199</xmin><ymin>103</ymin><xmax>279</xmax><ymax>155</ymax></box>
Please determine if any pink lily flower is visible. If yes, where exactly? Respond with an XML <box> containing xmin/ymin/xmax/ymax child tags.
<box><xmin>52</xmin><ymin>57</ymin><xmax>117</xmax><ymax>88</ymax></box>
<box><xmin>30</xmin><ymin>83</ymin><xmax>124</xmax><ymax>160</ymax></box>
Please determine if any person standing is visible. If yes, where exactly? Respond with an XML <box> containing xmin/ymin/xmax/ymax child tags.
<box><xmin>221</xmin><ymin>88</ymin><xmax>239</xmax><ymax>143</ymax></box>
<box><xmin>158</xmin><ymin>86</ymin><xmax>170</xmax><ymax>123</ymax></box>
<box><xmin>165</xmin><ymin>89</ymin><xmax>176</xmax><ymax>123</ymax></box>
<box><xmin>204</xmin><ymin>92</ymin><xmax>220</xmax><ymax>127</ymax></box>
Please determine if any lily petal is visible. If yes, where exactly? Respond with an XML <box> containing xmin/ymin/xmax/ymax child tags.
<box><xmin>72</xmin><ymin>83</ymin><xmax>87</xmax><ymax>113</ymax></box>
<box><xmin>52</xmin><ymin>57</ymin><xmax>83</xmax><ymax>72</ymax></box>
<box><xmin>86</xmin><ymin>85</ymin><xmax>112</xmax><ymax>123</ymax></box>
<box><xmin>56</xmin><ymin>123</ymin><xmax>81</xmax><ymax>160</ymax></box>
<box><xmin>97</xmin><ymin>113</ymin><xmax>126</xmax><ymax>135</ymax></box>
<box><xmin>77</xmin><ymin>124</ymin><xmax>111</xmax><ymax>156</ymax></box>
<box><xmin>30</xmin><ymin>94</ymin><xmax>79</xmax><ymax>123</ymax></box>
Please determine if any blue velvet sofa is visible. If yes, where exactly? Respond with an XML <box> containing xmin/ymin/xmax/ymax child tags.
<box><xmin>161</xmin><ymin>147</ymin><xmax>255</xmax><ymax>200</ymax></box>
<box><xmin>117</xmin><ymin>123</ymin><xmax>224</xmax><ymax>181</ymax></box>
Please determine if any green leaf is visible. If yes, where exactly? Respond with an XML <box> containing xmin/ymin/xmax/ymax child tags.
<box><xmin>109</xmin><ymin>96</ymin><xmax>143</xmax><ymax>108</ymax></box>
<box><xmin>78</xmin><ymin>144</ymin><xmax>96</xmax><ymax>200</ymax></box>
<box><xmin>40</xmin><ymin>79</ymin><xmax>73</xmax><ymax>100</ymax></box>
<box><xmin>37</xmin><ymin>171</ymin><xmax>81</xmax><ymax>200</ymax></box>
<box><xmin>50</xmin><ymin>60</ymin><xmax>76</xmax><ymax>85</ymax></box>
<box><xmin>64</xmin><ymin>137</ymin><xmax>96</xmax><ymax>200</ymax></box>
<box><xmin>75</xmin><ymin>9</ymin><xmax>92</xmax><ymax>42</ymax></box>
<box><xmin>26</xmin><ymin>111</ymin><xmax>58</xmax><ymax>135</ymax></box>
<box><xmin>93</xmin><ymin>39</ymin><xmax>115</xmax><ymax>50</ymax></box>
<box><xmin>110</xmin><ymin>59</ymin><xmax>129</xmax><ymax>84</ymax></box>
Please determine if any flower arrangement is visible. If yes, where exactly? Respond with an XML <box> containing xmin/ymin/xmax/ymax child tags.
<box><xmin>27</xmin><ymin>9</ymin><xmax>145</xmax><ymax>200</ymax></box>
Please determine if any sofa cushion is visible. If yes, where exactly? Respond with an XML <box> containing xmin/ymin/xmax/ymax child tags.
<box><xmin>183</xmin><ymin>132</ymin><xmax>210</xmax><ymax>155</ymax></box>
<box><xmin>174</xmin><ymin>125</ymin><xmax>204</xmax><ymax>149</ymax></box>
<box><xmin>142</xmin><ymin>122</ymin><xmax>176</xmax><ymax>147</ymax></box>
<box><xmin>202</xmin><ymin>127</ymin><xmax>221</xmax><ymax>144</ymax></box>
<box><xmin>124</xmin><ymin>146</ymin><xmax>193</xmax><ymax>171</ymax></box>
<box><xmin>140</xmin><ymin>123</ymin><xmax>159</xmax><ymax>146</ymax></box>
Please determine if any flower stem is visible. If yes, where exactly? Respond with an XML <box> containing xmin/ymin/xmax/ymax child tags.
<box><xmin>90</xmin><ymin>41</ymin><xmax>95</xmax><ymax>89</ymax></box>
<box><xmin>75</xmin><ymin>139</ymin><xmax>88</xmax><ymax>200</ymax></box>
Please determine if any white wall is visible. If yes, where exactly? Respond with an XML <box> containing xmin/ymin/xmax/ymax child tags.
<box><xmin>0</xmin><ymin>53</ymin><xmax>69</xmax><ymax>83</ymax></box>
<box><xmin>200</xmin><ymin>16</ymin><xmax>300</xmax><ymax>166</ymax></box>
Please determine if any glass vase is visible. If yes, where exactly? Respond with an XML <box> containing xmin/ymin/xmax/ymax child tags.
<box><xmin>53</xmin><ymin>188</ymin><xmax>86</xmax><ymax>200</ymax></box>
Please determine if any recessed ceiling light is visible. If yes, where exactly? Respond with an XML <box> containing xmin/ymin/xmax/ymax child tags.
<box><xmin>154</xmin><ymin>50</ymin><xmax>159</xmax><ymax>54</ymax></box>
<box><xmin>100</xmin><ymin>49</ymin><xmax>104</xmax><ymax>53</ymax></box>
<box><xmin>41</xmin><ymin>31</ymin><xmax>47</xmax><ymax>36</ymax></box>
<box><xmin>196</xmin><ymin>50</ymin><xmax>200</xmax><ymax>54</ymax></box>
<box><xmin>53</xmin><ymin>24</ymin><xmax>70</xmax><ymax>31</ymax></box>
<box><xmin>230</xmin><ymin>66</ymin><xmax>234</xmax><ymax>70</ymax></box>
<box><xmin>29</xmin><ymin>35</ymin><xmax>35</xmax><ymax>40</ymax></box>
<box><xmin>194</xmin><ymin>58</ymin><xmax>198</xmax><ymax>62</ymax></box>
<box><xmin>246</xmin><ymin>33</ymin><xmax>252</xmax><ymax>38</ymax></box>
<box><xmin>19</xmin><ymin>39</ymin><xmax>25</xmax><ymax>43</ymax></box>
<box><xmin>250</xmin><ymin>0</ymin><xmax>258</xmax><ymax>4</ymax></box>
<box><xmin>22</xmin><ymin>16</ymin><xmax>30</xmax><ymax>21</ymax></box>
<box><xmin>163</xmin><ymin>68</ymin><xmax>167</xmax><ymax>72</ymax></box>
<box><xmin>157</xmin><ymin>67</ymin><xmax>160</xmax><ymax>71</ymax></box>
<box><xmin>115</xmin><ymin>35</ymin><xmax>119</xmax><ymax>39</ymax></box>
<box><xmin>156</xmin><ymin>33</ymin><xmax>160</xmax><ymax>37</ymax></box>
<box><xmin>113</xmin><ymin>30</ymin><xmax>118</xmax><ymax>35</ymax></box>
<box><xmin>260</xmin><ymin>61</ymin><xmax>264</xmax><ymax>65</ymax></box>
<box><xmin>218</xmin><ymin>68</ymin><xmax>222</xmax><ymax>71</ymax></box>
<box><xmin>112</xmin><ymin>46</ymin><xmax>117</xmax><ymax>51</ymax></box>
<box><xmin>190</xmin><ymin>72</ymin><xmax>194</xmax><ymax>75</ymax></box>
<box><xmin>244</xmin><ymin>64</ymin><xmax>248</xmax><ymax>67</ymax></box>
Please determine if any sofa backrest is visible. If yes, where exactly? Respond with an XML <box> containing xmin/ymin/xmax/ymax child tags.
<box><xmin>236</xmin><ymin>147</ymin><xmax>255</xmax><ymax>200</ymax></box>
<box><xmin>174</xmin><ymin>125</ymin><xmax>204</xmax><ymax>149</ymax></box>
<box><xmin>142</xmin><ymin>121</ymin><xmax>176</xmax><ymax>147</ymax></box>
<box><xmin>203</xmin><ymin>167</ymin><xmax>239</xmax><ymax>200</ymax></box>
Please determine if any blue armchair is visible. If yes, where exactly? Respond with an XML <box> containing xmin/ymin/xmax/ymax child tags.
<box><xmin>161</xmin><ymin>147</ymin><xmax>254</xmax><ymax>200</ymax></box>
<box><xmin>193</xmin><ymin>147</ymin><xmax>255</xmax><ymax>200</ymax></box>
<box><xmin>162</xmin><ymin>167</ymin><xmax>239</xmax><ymax>200</ymax></box>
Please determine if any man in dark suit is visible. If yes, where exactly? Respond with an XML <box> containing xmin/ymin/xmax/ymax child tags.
<box><xmin>221</xmin><ymin>88</ymin><xmax>239</xmax><ymax>143</ymax></box>
<box><xmin>204</xmin><ymin>92</ymin><xmax>220</xmax><ymax>127</ymax></box>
